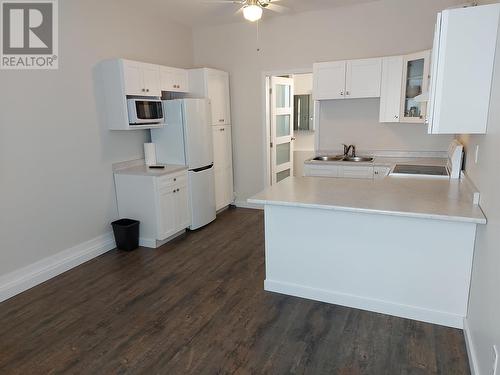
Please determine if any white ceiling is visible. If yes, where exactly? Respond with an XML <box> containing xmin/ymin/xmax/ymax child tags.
<box><xmin>153</xmin><ymin>0</ymin><xmax>381</xmax><ymax>28</ymax></box>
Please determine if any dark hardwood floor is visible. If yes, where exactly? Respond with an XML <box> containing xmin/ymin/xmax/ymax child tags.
<box><xmin>0</xmin><ymin>208</ymin><xmax>470</xmax><ymax>374</ymax></box>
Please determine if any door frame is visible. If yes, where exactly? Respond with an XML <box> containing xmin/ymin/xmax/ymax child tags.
<box><xmin>261</xmin><ymin>68</ymin><xmax>312</xmax><ymax>188</ymax></box>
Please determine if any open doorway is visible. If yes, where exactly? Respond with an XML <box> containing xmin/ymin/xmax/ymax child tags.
<box><xmin>264</xmin><ymin>71</ymin><xmax>315</xmax><ymax>186</ymax></box>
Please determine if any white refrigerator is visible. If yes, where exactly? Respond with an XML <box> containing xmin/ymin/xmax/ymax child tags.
<box><xmin>151</xmin><ymin>99</ymin><xmax>216</xmax><ymax>230</ymax></box>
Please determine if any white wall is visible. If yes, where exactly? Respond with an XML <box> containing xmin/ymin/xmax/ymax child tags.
<box><xmin>458</xmin><ymin>2</ymin><xmax>500</xmax><ymax>372</ymax></box>
<box><xmin>193</xmin><ymin>0</ymin><xmax>464</xmax><ymax>202</ymax></box>
<box><xmin>0</xmin><ymin>0</ymin><xmax>193</xmax><ymax>276</ymax></box>
<box><xmin>319</xmin><ymin>99</ymin><xmax>453</xmax><ymax>152</ymax></box>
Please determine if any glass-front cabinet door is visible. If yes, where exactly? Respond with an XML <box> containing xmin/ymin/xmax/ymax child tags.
<box><xmin>400</xmin><ymin>50</ymin><xmax>431</xmax><ymax>123</ymax></box>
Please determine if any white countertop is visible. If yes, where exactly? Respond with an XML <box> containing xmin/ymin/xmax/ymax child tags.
<box><xmin>113</xmin><ymin>164</ymin><xmax>187</xmax><ymax>177</ymax></box>
<box><xmin>248</xmin><ymin>176</ymin><xmax>486</xmax><ymax>224</ymax></box>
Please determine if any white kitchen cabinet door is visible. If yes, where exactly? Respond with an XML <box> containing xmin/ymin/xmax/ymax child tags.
<box><xmin>212</xmin><ymin>125</ymin><xmax>234</xmax><ymax>210</ymax></box>
<box><xmin>340</xmin><ymin>166</ymin><xmax>374</xmax><ymax>179</ymax></box>
<box><xmin>400</xmin><ymin>50</ymin><xmax>430</xmax><ymax>124</ymax></box>
<box><xmin>303</xmin><ymin>164</ymin><xmax>340</xmax><ymax>177</ymax></box>
<box><xmin>379</xmin><ymin>56</ymin><xmax>404</xmax><ymax>123</ymax></box>
<box><xmin>313</xmin><ymin>61</ymin><xmax>346</xmax><ymax>100</ymax></box>
<box><xmin>208</xmin><ymin>70</ymin><xmax>231</xmax><ymax>126</ymax></box>
<box><xmin>427</xmin><ymin>4</ymin><xmax>500</xmax><ymax>134</ymax></box>
<box><xmin>345</xmin><ymin>58</ymin><xmax>382</xmax><ymax>99</ymax></box>
<box><xmin>174</xmin><ymin>185</ymin><xmax>190</xmax><ymax>229</ymax></box>
<box><xmin>122</xmin><ymin>61</ymin><xmax>145</xmax><ymax>96</ymax></box>
<box><xmin>160</xmin><ymin>67</ymin><xmax>189</xmax><ymax>93</ymax></box>
<box><xmin>158</xmin><ymin>186</ymin><xmax>177</xmax><ymax>240</ymax></box>
<box><xmin>374</xmin><ymin>166</ymin><xmax>391</xmax><ymax>178</ymax></box>
<box><xmin>142</xmin><ymin>64</ymin><xmax>161</xmax><ymax>97</ymax></box>
<box><xmin>122</xmin><ymin>60</ymin><xmax>160</xmax><ymax>97</ymax></box>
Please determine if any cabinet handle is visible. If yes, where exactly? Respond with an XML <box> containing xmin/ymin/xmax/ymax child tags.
<box><xmin>177</xmin><ymin>188</ymin><xmax>180</xmax><ymax>192</ymax></box>
<box><xmin>146</xmin><ymin>89</ymin><xmax>150</xmax><ymax>92</ymax></box>
<box><xmin>346</xmin><ymin>91</ymin><xmax>350</xmax><ymax>96</ymax></box>
<box><xmin>219</xmin><ymin>119</ymin><xmax>224</xmax><ymax>122</ymax></box>
<box><xmin>174</xmin><ymin>178</ymin><xmax>177</xmax><ymax>181</ymax></box>
<box><xmin>142</xmin><ymin>88</ymin><xmax>146</xmax><ymax>92</ymax></box>
<box><xmin>340</xmin><ymin>90</ymin><xmax>344</xmax><ymax>96</ymax></box>
<box><xmin>173</xmin><ymin>189</ymin><xmax>176</xmax><ymax>193</ymax></box>
<box><xmin>394</xmin><ymin>115</ymin><xmax>399</xmax><ymax>119</ymax></box>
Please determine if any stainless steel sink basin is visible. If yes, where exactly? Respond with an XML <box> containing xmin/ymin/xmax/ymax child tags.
<box><xmin>312</xmin><ymin>155</ymin><xmax>374</xmax><ymax>162</ymax></box>
<box><xmin>313</xmin><ymin>156</ymin><xmax>345</xmax><ymax>161</ymax></box>
<box><xmin>342</xmin><ymin>156</ymin><xmax>374</xmax><ymax>162</ymax></box>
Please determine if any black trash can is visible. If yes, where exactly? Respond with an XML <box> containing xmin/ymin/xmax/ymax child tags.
<box><xmin>111</xmin><ymin>219</ymin><xmax>140</xmax><ymax>251</ymax></box>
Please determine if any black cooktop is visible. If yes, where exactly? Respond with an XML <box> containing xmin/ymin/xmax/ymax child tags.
<box><xmin>392</xmin><ymin>164</ymin><xmax>449</xmax><ymax>176</ymax></box>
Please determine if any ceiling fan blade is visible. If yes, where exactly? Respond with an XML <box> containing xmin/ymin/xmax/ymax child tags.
<box><xmin>265</xmin><ymin>3</ymin><xmax>289</xmax><ymax>13</ymax></box>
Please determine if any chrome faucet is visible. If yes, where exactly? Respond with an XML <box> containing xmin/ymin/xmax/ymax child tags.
<box><xmin>342</xmin><ymin>144</ymin><xmax>356</xmax><ymax>157</ymax></box>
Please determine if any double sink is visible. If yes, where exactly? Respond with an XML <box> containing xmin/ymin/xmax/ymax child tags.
<box><xmin>313</xmin><ymin>155</ymin><xmax>374</xmax><ymax>163</ymax></box>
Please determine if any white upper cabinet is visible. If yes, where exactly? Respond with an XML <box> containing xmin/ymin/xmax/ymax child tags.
<box><xmin>378</xmin><ymin>50</ymin><xmax>430</xmax><ymax>124</ymax></box>
<box><xmin>122</xmin><ymin>60</ymin><xmax>161</xmax><ymax>97</ymax></box>
<box><xmin>160</xmin><ymin>66</ymin><xmax>189</xmax><ymax>93</ymax></box>
<box><xmin>313</xmin><ymin>58</ymin><xmax>382</xmax><ymax>100</ymax></box>
<box><xmin>379</xmin><ymin>56</ymin><xmax>404</xmax><ymax>123</ymax></box>
<box><xmin>345</xmin><ymin>58</ymin><xmax>382</xmax><ymax>98</ymax></box>
<box><xmin>400</xmin><ymin>50</ymin><xmax>430</xmax><ymax>123</ymax></box>
<box><xmin>189</xmin><ymin>68</ymin><xmax>231</xmax><ymax>126</ymax></box>
<box><xmin>427</xmin><ymin>4</ymin><xmax>500</xmax><ymax>134</ymax></box>
<box><xmin>313</xmin><ymin>61</ymin><xmax>346</xmax><ymax>100</ymax></box>
<box><xmin>208</xmin><ymin>70</ymin><xmax>231</xmax><ymax>125</ymax></box>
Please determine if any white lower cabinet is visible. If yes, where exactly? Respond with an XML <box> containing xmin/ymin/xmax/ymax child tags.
<box><xmin>303</xmin><ymin>164</ymin><xmax>341</xmax><ymax>177</ymax></box>
<box><xmin>114</xmin><ymin>169</ymin><xmax>190</xmax><ymax>248</ymax></box>
<box><xmin>304</xmin><ymin>164</ymin><xmax>375</xmax><ymax>179</ymax></box>
<box><xmin>213</xmin><ymin>125</ymin><xmax>234</xmax><ymax>210</ymax></box>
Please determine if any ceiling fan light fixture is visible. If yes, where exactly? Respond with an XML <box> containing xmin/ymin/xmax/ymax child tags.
<box><xmin>243</xmin><ymin>4</ymin><xmax>263</xmax><ymax>22</ymax></box>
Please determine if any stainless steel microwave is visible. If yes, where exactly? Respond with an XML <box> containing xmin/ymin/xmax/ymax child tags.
<box><xmin>126</xmin><ymin>98</ymin><xmax>164</xmax><ymax>125</ymax></box>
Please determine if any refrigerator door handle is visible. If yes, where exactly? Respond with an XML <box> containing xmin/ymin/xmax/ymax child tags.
<box><xmin>190</xmin><ymin>164</ymin><xmax>214</xmax><ymax>173</ymax></box>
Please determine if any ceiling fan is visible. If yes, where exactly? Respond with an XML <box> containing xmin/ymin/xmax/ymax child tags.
<box><xmin>209</xmin><ymin>0</ymin><xmax>289</xmax><ymax>22</ymax></box>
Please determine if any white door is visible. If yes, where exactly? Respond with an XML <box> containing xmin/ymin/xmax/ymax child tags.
<box><xmin>158</xmin><ymin>187</ymin><xmax>176</xmax><ymax>240</ymax></box>
<box><xmin>182</xmin><ymin>99</ymin><xmax>213</xmax><ymax>169</ymax></box>
<box><xmin>345</xmin><ymin>58</ymin><xmax>382</xmax><ymax>98</ymax></box>
<box><xmin>188</xmin><ymin>167</ymin><xmax>216</xmax><ymax>230</ymax></box>
<box><xmin>379</xmin><ymin>56</ymin><xmax>404</xmax><ymax>123</ymax></box>
<box><xmin>400</xmin><ymin>50</ymin><xmax>431</xmax><ymax>123</ymax></box>
<box><xmin>175</xmin><ymin>184</ymin><xmax>190</xmax><ymax>230</ymax></box>
<box><xmin>270</xmin><ymin>77</ymin><xmax>294</xmax><ymax>184</ymax></box>
<box><xmin>313</xmin><ymin>61</ymin><xmax>346</xmax><ymax>100</ymax></box>
<box><xmin>122</xmin><ymin>61</ymin><xmax>144</xmax><ymax>96</ymax></box>
<box><xmin>142</xmin><ymin>64</ymin><xmax>161</xmax><ymax>96</ymax></box>
<box><xmin>207</xmin><ymin>70</ymin><xmax>231</xmax><ymax>125</ymax></box>
<box><xmin>213</xmin><ymin>125</ymin><xmax>234</xmax><ymax>210</ymax></box>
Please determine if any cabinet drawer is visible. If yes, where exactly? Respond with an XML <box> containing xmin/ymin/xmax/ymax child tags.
<box><xmin>340</xmin><ymin>166</ymin><xmax>374</xmax><ymax>179</ymax></box>
<box><xmin>157</xmin><ymin>172</ymin><xmax>187</xmax><ymax>189</ymax></box>
<box><xmin>304</xmin><ymin>165</ymin><xmax>340</xmax><ymax>177</ymax></box>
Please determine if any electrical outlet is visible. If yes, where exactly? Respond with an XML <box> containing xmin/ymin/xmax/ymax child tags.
<box><xmin>493</xmin><ymin>345</ymin><xmax>499</xmax><ymax>375</ymax></box>
<box><xmin>475</xmin><ymin>145</ymin><xmax>480</xmax><ymax>164</ymax></box>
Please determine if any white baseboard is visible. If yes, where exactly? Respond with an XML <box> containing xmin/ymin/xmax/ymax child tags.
<box><xmin>0</xmin><ymin>232</ymin><xmax>116</xmax><ymax>303</ymax></box>
<box><xmin>265</xmin><ymin>279</ymin><xmax>464</xmax><ymax>329</ymax></box>
<box><xmin>139</xmin><ymin>237</ymin><xmax>157</xmax><ymax>248</ymax></box>
<box><xmin>234</xmin><ymin>200</ymin><xmax>264</xmax><ymax>210</ymax></box>
<box><xmin>463</xmin><ymin>318</ymin><xmax>479</xmax><ymax>375</ymax></box>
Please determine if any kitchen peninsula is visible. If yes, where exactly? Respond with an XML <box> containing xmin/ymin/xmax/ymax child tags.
<box><xmin>248</xmin><ymin>176</ymin><xmax>486</xmax><ymax>328</ymax></box>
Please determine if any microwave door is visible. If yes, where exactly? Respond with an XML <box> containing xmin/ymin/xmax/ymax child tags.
<box><xmin>135</xmin><ymin>101</ymin><xmax>163</xmax><ymax>122</ymax></box>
